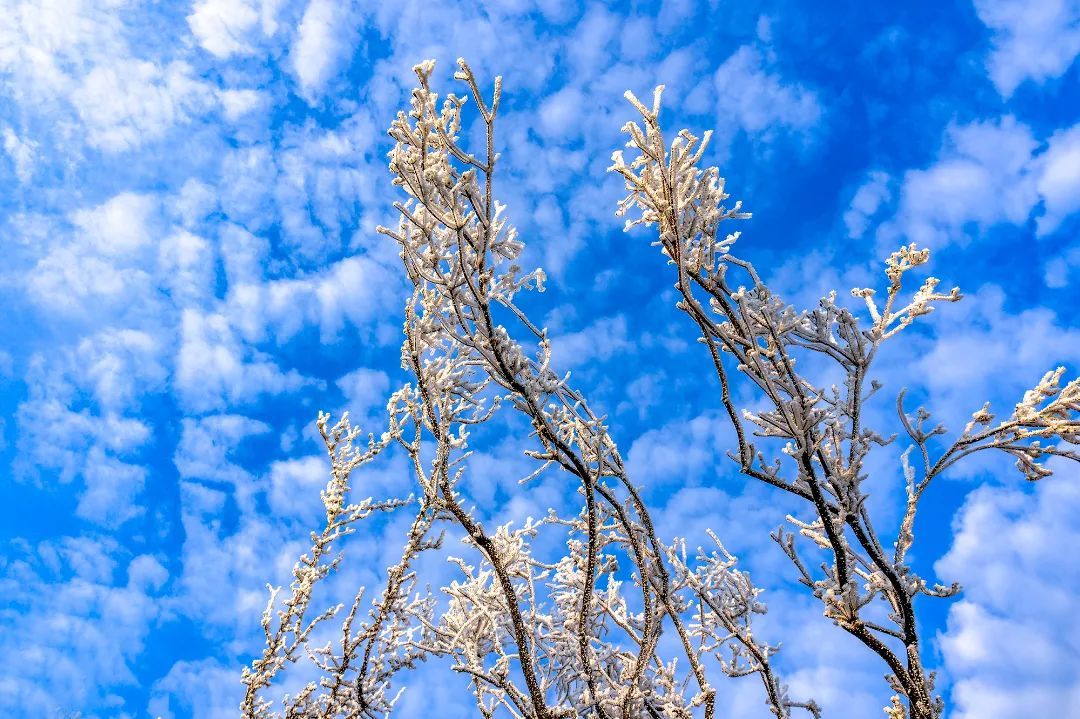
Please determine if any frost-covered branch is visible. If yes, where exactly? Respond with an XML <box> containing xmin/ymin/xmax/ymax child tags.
<box><xmin>245</xmin><ymin>56</ymin><xmax>1078</xmax><ymax>719</ymax></box>
<box><xmin>244</xmin><ymin>60</ymin><xmax>818</xmax><ymax>719</ymax></box>
<box><xmin>610</xmin><ymin>85</ymin><xmax>1079</xmax><ymax>719</ymax></box>
<box><xmin>240</xmin><ymin>414</ymin><xmax>411</xmax><ymax>718</ymax></box>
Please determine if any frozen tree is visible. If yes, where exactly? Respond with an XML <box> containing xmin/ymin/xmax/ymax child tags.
<box><xmin>241</xmin><ymin>60</ymin><xmax>1080</xmax><ymax>719</ymax></box>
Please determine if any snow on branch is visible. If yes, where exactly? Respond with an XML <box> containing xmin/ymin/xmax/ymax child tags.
<box><xmin>243</xmin><ymin>61</ymin><xmax>1078</xmax><ymax>719</ymax></box>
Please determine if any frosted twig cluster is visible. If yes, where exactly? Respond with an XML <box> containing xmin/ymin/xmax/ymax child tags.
<box><xmin>243</xmin><ymin>59</ymin><xmax>818</xmax><ymax>719</ymax></box>
<box><xmin>609</xmin><ymin>85</ymin><xmax>1079</xmax><ymax>719</ymax></box>
<box><xmin>240</xmin><ymin>414</ymin><xmax>418</xmax><ymax>717</ymax></box>
<box><xmin>242</xmin><ymin>61</ymin><xmax>1079</xmax><ymax>719</ymax></box>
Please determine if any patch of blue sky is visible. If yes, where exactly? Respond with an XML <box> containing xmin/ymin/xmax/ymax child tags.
<box><xmin>0</xmin><ymin>0</ymin><xmax>1077</xmax><ymax>717</ymax></box>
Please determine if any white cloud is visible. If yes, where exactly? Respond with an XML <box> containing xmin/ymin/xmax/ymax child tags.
<box><xmin>217</xmin><ymin>145</ymin><xmax>278</xmax><ymax>231</ymax></box>
<box><xmin>187</xmin><ymin>0</ymin><xmax>261</xmax><ymax>58</ymax></box>
<box><xmin>844</xmin><ymin>171</ymin><xmax>892</xmax><ymax>239</ymax></box>
<box><xmin>538</xmin><ymin>86</ymin><xmax>588</xmax><ymax>141</ymax></box>
<box><xmin>217</xmin><ymin>87</ymin><xmax>265</xmax><ymax>121</ymax></box>
<box><xmin>1036</xmin><ymin>124</ymin><xmax>1080</xmax><ymax>236</ymax></box>
<box><xmin>974</xmin><ymin>0</ymin><xmax>1080</xmax><ymax>96</ymax></box>
<box><xmin>16</xmin><ymin>392</ymin><xmax>150</xmax><ymax>475</ymax></box>
<box><xmin>616</xmin><ymin>370</ymin><xmax>667</xmax><ymax>419</ymax></box>
<box><xmin>878</xmin><ymin>117</ymin><xmax>1040</xmax><ymax>250</ymax></box>
<box><xmin>549</xmin><ymin>314</ymin><xmax>632</xmax><ymax>369</ymax></box>
<box><xmin>627</xmin><ymin>413</ymin><xmax>734</xmax><ymax>492</ymax></box>
<box><xmin>2</xmin><ymin>125</ymin><xmax>38</xmax><ymax>182</ymax></box>
<box><xmin>268</xmin><ymin>454</ymin><xmax>326</xmax><ymax>522</ymax></box>
<box><xmin>148</xmin><ymin>659</ymin><xmax>244</xmax><ymax>719</ymax></box>
<box><xmin>77</xmin><ymin>448</ymin><xmax>148</xmax><ymax>527</ymax></box>
<box><xmin>304</xmin><ymin>253</ymin><xmax>397</xmax><ymax>334</ymax></box>
<box><xmin>204</xmin><ymin>116</ymin><xmax>384</xmax><ymax>261</ymax></box>
<box><xmin>713</xmin><ymin>45</ymin><xmax>820</xmax><ymax>145</ymax></box>
<box><xmin>909</xmin><ymin>285</ymin><xmax>1080</xmax><ymax>436</ymax></box>
<box><xmin>158</xmin><ymin>230</ymin><xmax>216</xmax><ymax>308</ymax></box>
<box><xmin>28</xmin><ymin>192</ymin><xmax>161</xmax><ymax>316</ymax></box>
<box><xmin>936</xmin><ymin>469</ymin><xmax>1080</xmax><ymax>718</ymax></box>
<box><xmin>169</xmin><ymin>178</ymin><xmax>219</xmax><ymax>229</ymax></box>
<box><xmin>1043</xmin><ymin>244</ymin><xmax>1080</xmax><ymax>288</ymax></box>
<box><xmin>74</xmin><ymin>192</ymin><xmax>159</xmax><ymax>256</ymax></box>
<box><xmin>174</xmin><ymin>414</ymin><xmax>271</xmax><ymax>488</ymax></box>
<box><xmin>28</xmin><ymin>243</ymin><xmax>148</xmax><ymax>316</ymax></box>
<box><xmin>74</xmin><ymin>328</ymin><xmax>167</xmax><ymax>411</ymax></box>
<box><xmin>71</xmin><ymin>60</ymin><xmax>214</xmax><ymax>152</ymax></box>
<box><xmin>291</xmin><ymin>0</ymin><xmax>358</xmax><ymax>100</ymax></box>
<box><xmin>219</xmin><ymin>222</ymin><xmax>270</xmax><ymax>287</ymax></box>
<box><xmin>865</xmin><ymin>115</ymin><xmax>1080</xmax><ymax>248</ymax></box>
<box><xmin>172</xmin><ymin>480</ymin><xmax>303</xmax><ymax>631</ymax></box>
<box><xmin>12</xmin><ymin>193</ymin><xmax>178</xmax><ymax>531</ymax></box>
<box><xmin>226</xmin><ymin>254</ymin><xmax>401</xmax><ymax>344</ymax></box>
<box><xmin>15</xmin><ymin>335</ymin><xmax>159</xmax><ymax>507</ymax></box>
<box><xmin>336</xmin><ymin>366</ymin><xmax>390</xmax><ymax>420</ymax></box>
<box><xmin>949</xmin><ymin>679</ymin><xmax>1080</xmax><ymax>719</ymax></box>
<box><xmin>0</xmin><ymin>0</ymin><xmax>128</xmax><ymax>102</ymax></box>
<box><xmin>619</xmin><ymin>16</ymin><xmax>656</xmax><ymax>61</ymax></box>
<box><xmin>176</xmin><ymin>308</ymin><xmax>308</xmax><ymax>412</ymax></box>
<box><xmin>275</xmin><ymin>117</ymin><xmax>381</xmax><ymax>255</ymax></box>
<box><xmin>0</xmin><ymin>539</ymin><xmax>165</xmax><ymax>715</ymax></box>
<box><xmin>564</xmin><ymin>6</ymin><xmax>620</xmax><ymax>77</ymax></box>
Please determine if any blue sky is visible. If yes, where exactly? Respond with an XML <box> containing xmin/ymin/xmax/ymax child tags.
<box><xmin>1</xmin><ymin>0</ymin><xmax>1078</xmax><ymax>717</ymax></box>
